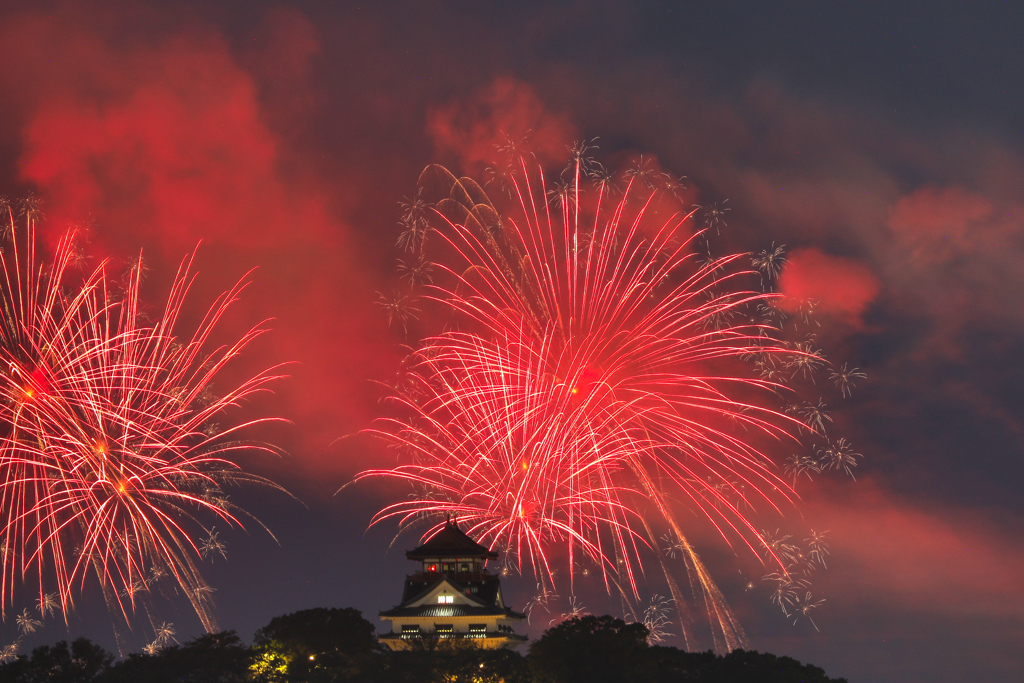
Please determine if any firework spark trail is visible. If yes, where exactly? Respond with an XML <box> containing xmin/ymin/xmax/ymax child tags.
<box><xmin>423</xmin><ymin>162</ymin><xmax>804</xmax><ymax>508</ymax></box>
<box><xmin>361</xmin><ymin>155</ymin><xmax>841</xmax><ymax>649</ymax></box>
<box><xmin>430</xmin><ymin>162</ymin><xmax>805</xmax><ymax>516</ymax></box>
<box><xmin>361</xmin><ymin>331</ymin><xmax>648</xmax><ymax>591</ymax></box>
<box><xmin>0</xmin><ymin>217</ymin><xmax>287</xmax><ymax>631</ymax></box>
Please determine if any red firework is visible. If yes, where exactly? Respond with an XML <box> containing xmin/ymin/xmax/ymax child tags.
<box><xmin>0</xmin><ymin>211</ymin><xmax>285</xmax><ymax>632</ymax></box>
<box><xmin>360</xmin><ymin>157</ymin><xmax>813</xmax><ymax>650</ymax></box>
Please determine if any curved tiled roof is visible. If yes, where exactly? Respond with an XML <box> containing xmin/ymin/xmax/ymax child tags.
<box><xmin>405</xmin><ymin>520</ymin><xmax>498</xmax><ymax>560</ymax></box>
<box><xmin>401</xmin><ymin>574</ymin><xmax>502</xmax><ymax>605</ymax></box>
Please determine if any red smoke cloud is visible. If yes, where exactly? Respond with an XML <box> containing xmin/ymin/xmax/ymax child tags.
<box><xmin>16</xmin><ymin>23</ymin><xmax>328</xmax><ymax>252</ymax></box>
<box><xmin>777</xmin><ymin>247</ymin><xmax>880</xmax><ymax>326</ymax></box>
<box><xmin>796</xmin><ymin>479</ymin><xmax>1024</xmax><ymax>680</ymax></box>
<box><xmin>806</xmin><ymin>479</ymin><xmax>1023</xmax><ymax>614</ymax></box>
<box><xmin>427</xmin><ymin>77</ymin><xmax>577</xmax><ymax>174</ymax></box>
<box><xmin>888</xmin><ymin>186</ymin><xmax>995</xmax><ymax>262</ymax></box>
<box><xmin>0</xmin><ymin>4</ymin><xmax>390</xmax><ymax>487</ymax></box>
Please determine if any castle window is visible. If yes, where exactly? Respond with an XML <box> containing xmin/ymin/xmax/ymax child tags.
<box><xmin>460</xmin><ymin>563</ymin><xmax>469</xmax><ymax>572</ymax></box>
<box><xmin>401</xmin><ymin>625</ymin><xmax>420</xmax><ymax>634</ymax></box>
<box><xmin>435</xmin><ymin>624</ymin><xmax>453</xmax><ymax>637</ymax></box>
<box><xmin>469</xmin><ymin>624</ymin><xmax>486</xmax><ymax>637</ymax></box>
<box><xmin>437</xmin><ymin>594</ymin><xmax>453</xmax><ymax>604</ymax></box>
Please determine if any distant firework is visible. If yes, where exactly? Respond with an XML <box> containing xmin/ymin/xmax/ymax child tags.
<box><xmin>0</xmin><ymin>206</ymin><xmax>285</xmax><ymax>634</ymax></box>
<box><xmin>356</xmin><ymin>141</ymin><xmax>870</xmax><ymax>651</ymax></box>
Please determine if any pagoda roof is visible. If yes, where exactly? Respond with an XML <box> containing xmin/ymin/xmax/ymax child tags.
<box><xmin>406</xmin><ymin>519</ymin><xmax>498</xmax><ymax>561</ymax></box>
<box><xmin>401</xmin><ymin>573</ymin><xmax>501</xmax><ymax>605</ymax></box>
<box><xmin>382</xmin><ymin>576</ymin><xmax>525</xmax><ymax>621</ymax></box>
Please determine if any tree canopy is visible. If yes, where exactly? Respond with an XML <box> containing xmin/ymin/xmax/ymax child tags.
<box><xmin>0</xmin><ymin>610</ymin><xmax>847</xmax><ymax>683</ymax></box>
<box><xmin>527</xmin><ymin>615</ymin><xmax>653</xmax><ymax>683</ymax></box>
<box><xmin>0</xmin><ymin>638</ymin><xmax>111</xmax><ymax>683</ymax></box>
<box><xmin>250</xmin><ymin>607</ymin><xmax>382</xmax><ymax>682</ymax></box>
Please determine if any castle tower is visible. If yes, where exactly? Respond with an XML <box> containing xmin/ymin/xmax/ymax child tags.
<box><xmin>379</xmin><ymin>519</ymin><xmax>527</xmax><ymax>650</ymax></box>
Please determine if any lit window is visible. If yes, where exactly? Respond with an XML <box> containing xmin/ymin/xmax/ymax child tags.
<box><xmin>437</xmin><ymin>594</ymin><xmax>453</xmax><ymax>604</ymax></box>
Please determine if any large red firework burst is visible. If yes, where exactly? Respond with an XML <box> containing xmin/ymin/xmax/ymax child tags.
<box><xmin>0</xmin><ymin>206</ymin><xmax>285</xmax><ymax>633</ymax></box>
<box><xmin>358</xmin><ymin>153</ymin><xmax>828</xmax><ymax>650</ymax></box>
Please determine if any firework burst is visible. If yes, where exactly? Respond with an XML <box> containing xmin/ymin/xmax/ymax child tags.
<box><xmin>360</xmin><ymin>150</ymin><xmax>860</xmax><ymax>649</ymax></box>
<box><xmin>0</xmin><ymin>212</ymin><xmax>286</xmax><ymax>632</ymax></box>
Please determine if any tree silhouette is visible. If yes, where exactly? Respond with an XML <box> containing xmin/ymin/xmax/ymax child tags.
<box><xmin>528</xmin><ymin>615</ymin><xmax>653</xmax><ymax>683</ymax></box>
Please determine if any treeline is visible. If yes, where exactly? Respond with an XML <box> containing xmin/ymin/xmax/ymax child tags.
<box><xmin>0</xmin><ymin>609</ymin><xmax>847</xmax><ymax>683</ymax></box>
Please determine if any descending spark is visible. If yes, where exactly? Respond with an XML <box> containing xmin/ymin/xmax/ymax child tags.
<box><xmin>762</xmin><ymin>571</ymin><xmax>807</xmax><ymax>617</ymax></box>
<box><xmin>143</xmin><ymin>621</ymin><xmax>177</xmax><ymax>655</ymax></box>
<box><xmin>799</xmin><ymin>400</ymin><xmax>832</xmax><ymax>433</ymax></box>
<box><xmin>587</xmin><ymin>163</ymin><xmax>620</xmax><ymax>197</ymax></box>
<box><xmin>739</xmin><ymin>570</ymin><xmax>757</xmax><ymax>592</ymax></box>
<box><xmin>0</xmin><ymin>640</ymin><xmax>19</xmax><ymax>663</ymax></box>
<box><xmin>759</xmin><ymin>529</ymin><xmax>801</xmax><ymax>566</ymax></box>
<box><xmin>817</xmin><ymin>439</ymin><xmax>861</xmax><ymax>480</ymax></box>
<box><xmin>551</xmin><ymin>595</ymin><xmax>589</xmax><ymax>626</ymax></box>
<box><xmin>642</xmin><ymin>594</ymin><xmax>675</xmax><ymax>644</ymax></box>
<box><xmin>525</xmin><ymin>585</ymin><xmax>558</xmax><ymax>625</ymax></box>
<box><xmin>792</xmin><ymin>300</ymin><xmax>822</xmax><ymax>329</ymax></box>
<box><xmin>751</xmin><ymin>243</ymin><xmax>786</xmax><ymax>282</ymax></box>
<box><xmin>16</xmin><ymin>608</ymin><xmax>41</xmax><ymax>634</ymax></box>
<box><xmin>18</xmin><ymin>195</ymin><xmax>43</xmax><ymax>225</ymax></box>
<box><xmin>783</xmin><ymin>452</ymin><xmax>821</xmax><ymax>484</ymax></box>
<box><xmin>806</xmin><ymin>529</ymin><xmax>831</xmax><ymax>569</ymax></box>
<box><xmin>623</xmin><ymin>155</ymin><xmax>661</xmax><ymax>189</ymax></box>
<box><xmin>562</xmin><ymin>139</ymin><xmax>601</xmax><ymax>179</ymax></box>
<box><xmin>154</xmin><ymin>621</ymin><xmax>177</xmax><ymax>645</ymax></box>
<box><xmin>123</xmin><ymin>254</ymin><xmax>151</xmax><ymax>283</ymax></box>
<box><xmin>661</xmin><ymin>534</ymin><xmax>685</xmax><ymax>560</ymax></box>
<box><xmin>36</xmin><ymin>592</ymin><xmax>59</xmax><ymax>618</ymax></box>
<box><xmin>829</xmin><ymin>363</ymin><xmax>867</xmax><ymax>399</ymax></box>
<box><xmin>119</xmin><ymin>580</ymin><xmax>148</xmax><ymax>600</ymax></box>
<box><xmin>547</xmin><ymin>180</ymin><xmax>577</xmax><ymax>211</ymax></box>
<box><xmin>397</xmin><ymin>256</ymin><xmax>434</xmax><ymax>288</ymax></box>
<box><xmin>397</xmin><ymin>189</ymin><xmax>430</xmax><ymax>252</ymax></box>
<box><xmin>786</xmin><ymin>339</ymin><xmax>826</xmax><ymax>381</ymax></box>
<box><xmin>200</xmin><ymin>528</ymin><xmax>227</xmax><ymax>561</ymax></box>
<box><xmin>756</xmin><ymin>301</ymin><xmax>788</xmax><ymax>330</ymax></box>
<box><xmin>791</xmin><ymin>592</ymin><xmax>825</xmax><ymax>631</ymax></box>
<box><xmin>695</xmin><ymin>200</ymin><xmax>730</xmax><ymax>233</ymax></box>
<box><xmin>375</xmin><ymin>292</ymin><xmax>420</xmax><ymax>333</ymax></box>
<box><xmin>661</xmin><ymin>174</ymin><xmax>689</xmax><ymax>200</ymax></box>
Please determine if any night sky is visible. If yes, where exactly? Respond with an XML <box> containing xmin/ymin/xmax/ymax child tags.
<box><xmin>1</xmin><ymin>2</ymin><xmax>1023</xmax><ymax>681</ymax></box>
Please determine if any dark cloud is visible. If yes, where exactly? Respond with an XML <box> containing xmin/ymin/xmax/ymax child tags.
<box><xmin>427</xmin><ymin>77</ymin><xmax>577</xmax><ymax>174</ymax></box>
